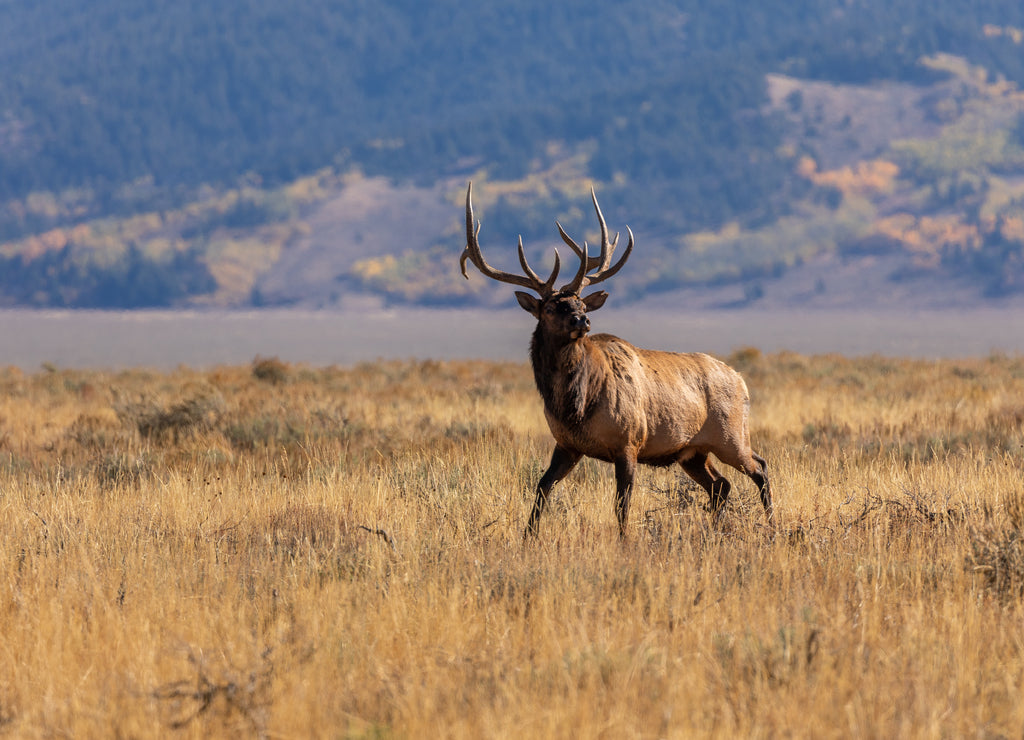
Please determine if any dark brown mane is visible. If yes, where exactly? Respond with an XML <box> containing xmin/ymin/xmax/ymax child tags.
<box><xmin>530</xmin><ymin>324</ymin><xmax>606</xmax><ymax>425</ymax></box>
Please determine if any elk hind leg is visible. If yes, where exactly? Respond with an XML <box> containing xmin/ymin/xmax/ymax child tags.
<box><xmin>613</xmin><ymin>453</ymin><xmax>638</xmax><ymax>538</ymax></box>
<box><xmin>749</xmin><ymin>452</ymin><xmax>773</xmax><ymax>524</ymax></box>
<box><xmin>679</xmin><ymin>453</ymin><xmax>731</xmax><ymax>517</ymax></box>
<box><xmin>717</xmin><ymin>447</ymin><xmax>773</xmax><ymax>525</ymax></box>
<box><xmin>525</xmin><ymin>446</ymin><xmax>581</xmax><ymax>539</ymax></box>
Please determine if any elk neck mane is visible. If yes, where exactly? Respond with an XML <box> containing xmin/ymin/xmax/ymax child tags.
<box><xmin>529</xmin><ymin>325</ymin><xmax>611</xmax><ymax>426</ymax></box>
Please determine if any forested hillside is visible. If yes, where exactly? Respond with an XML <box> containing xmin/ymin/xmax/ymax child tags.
<box><xmin>1</xmin><ymin>1</ymin><xmax>1024</xmax><ymax>307</ymax></box>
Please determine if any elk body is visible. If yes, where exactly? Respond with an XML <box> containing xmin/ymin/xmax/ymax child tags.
<box><xmin>460</xmin><ymin>183</ymin><xmax>773</xmax><ymax>538</ymax></box>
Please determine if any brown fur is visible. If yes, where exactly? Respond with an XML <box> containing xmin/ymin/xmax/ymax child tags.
<box><xmin>521</xmin><ymin>291</ymin><xmax>773</xmax><ymax>538</ymax></box>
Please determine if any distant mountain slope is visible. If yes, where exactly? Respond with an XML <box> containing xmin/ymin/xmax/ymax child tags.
<box><xmin>4</xmin><ymin>1</ymin><xmax>1024</xmax><ymax>202</ymax></box>
<box><xmin>1</xmin><ymin>2</ymin><xmax>1024</xmax><ymax>307</ymax></box>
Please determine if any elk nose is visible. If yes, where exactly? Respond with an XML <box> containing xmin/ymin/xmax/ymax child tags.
<box><xmin>573</xmin><ymin>315</ymin><xmax>590</xmax><ymax>332</ymax></box>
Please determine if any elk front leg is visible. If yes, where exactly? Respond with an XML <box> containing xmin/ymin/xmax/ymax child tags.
<box><xmin>525</xmin><ymin>446</ymin><xmax>581</xmax><ymax>539</ymax></box>
<box><xmin>614</xmin><ymin>453</ymin><xmax>638</xmax><ymax>538</ymax></box>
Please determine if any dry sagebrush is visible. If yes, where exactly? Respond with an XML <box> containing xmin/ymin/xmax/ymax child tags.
<box><xmin>0</xmin><ymin>352</ymin><xmax>1022</xmax><ymax>737</ymax></box>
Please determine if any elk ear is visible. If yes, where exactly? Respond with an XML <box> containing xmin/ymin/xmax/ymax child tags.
<box><xmin>582</xmin><ymin>291</ymin><xmax>608</xmax><ymax>312</ymax></box>
<box><xmin>515</xmin><ymin>291</ymin><xmax>541</xmax><ymax>317</ymax></box>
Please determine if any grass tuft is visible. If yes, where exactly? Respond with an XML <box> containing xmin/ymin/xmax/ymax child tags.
<box><xmin>251</xmin><ymin>355</ymin><xmax>289</xmax><ymax>385</ymax></box>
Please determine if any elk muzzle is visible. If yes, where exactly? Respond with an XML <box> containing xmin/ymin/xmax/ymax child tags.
<box><xmin>570</xmin><ymin>314</ymin><xmax>590</xmax><ymax>339</ymax></box>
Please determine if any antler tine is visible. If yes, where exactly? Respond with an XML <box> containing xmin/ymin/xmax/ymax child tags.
<box><xmin>519</xmin><ymin>236</ymin><xmax>561</xmax><ymax>294</ymax></box>
<box><xmin>590</xmin><ymin>187</ymin><xmax>615</xmax><ymax>273</ymax></box>
<box><xmin>584</xmin><ymin>225</ymin><xmax>634</xmax><ymax>287</ymax></box>
<box><xmin>564</xmin><ymin>236</ymin><xmax>590</xmax><ymax>295</ymax></box>
<box><xmin>460</xmin><ymin>182</ymin><xmax>557</xmax><ymax>294</ymax></box>
<box><xmin>556</xmin><ymin>187</ymin><xmax>634</xmax><ymax>293</ymax></box>
<box><xmin>557</xmin><ymin>221</ymin><xmax>607</xmax><ymax>274</ymax></box>
<box><xmin>556</xmin><ymin>221</ymin><xmax>583</xmax><ymax>257</ymax></box>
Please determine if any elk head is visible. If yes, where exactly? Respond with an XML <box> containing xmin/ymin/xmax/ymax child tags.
<box><xmin>459</xmin><ymin>182</ymin><xmax>634</xmax><ymax>340</ymax></box>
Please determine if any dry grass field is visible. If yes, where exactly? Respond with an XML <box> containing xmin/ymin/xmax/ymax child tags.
<box><xmin>1</xmin><ymin>351</ymin><xmax>1023</xmax><ymax>737</ymax></box>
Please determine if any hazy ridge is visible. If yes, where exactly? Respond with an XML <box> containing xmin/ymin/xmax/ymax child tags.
<box><xmin>1</xmin><ymin>2</ymin><xmax>1023</xmax><ymax>310</ymax></box>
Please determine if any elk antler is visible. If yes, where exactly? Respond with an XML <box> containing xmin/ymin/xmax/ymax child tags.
<box><xmin>556</xmin><ymin>188</ymin><xmax>634</xmax><ymax>295</ymax></box>
<box><xmin>460</xmin><ymin>182</ymin><xmax>561</xmax><ymax>295</ymax></box>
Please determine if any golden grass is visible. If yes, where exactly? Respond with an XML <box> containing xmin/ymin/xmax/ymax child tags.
<box><xmin>1</xmin><ymin>352</ymin><xmax>1023</xmax><ymax>737</ymax></box>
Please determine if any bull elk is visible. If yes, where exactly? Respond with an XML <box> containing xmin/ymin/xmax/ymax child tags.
<box><xmin>460</xmin><ymin>182</ymin><xmax>773</xmax><ymax>538</ymax></box>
